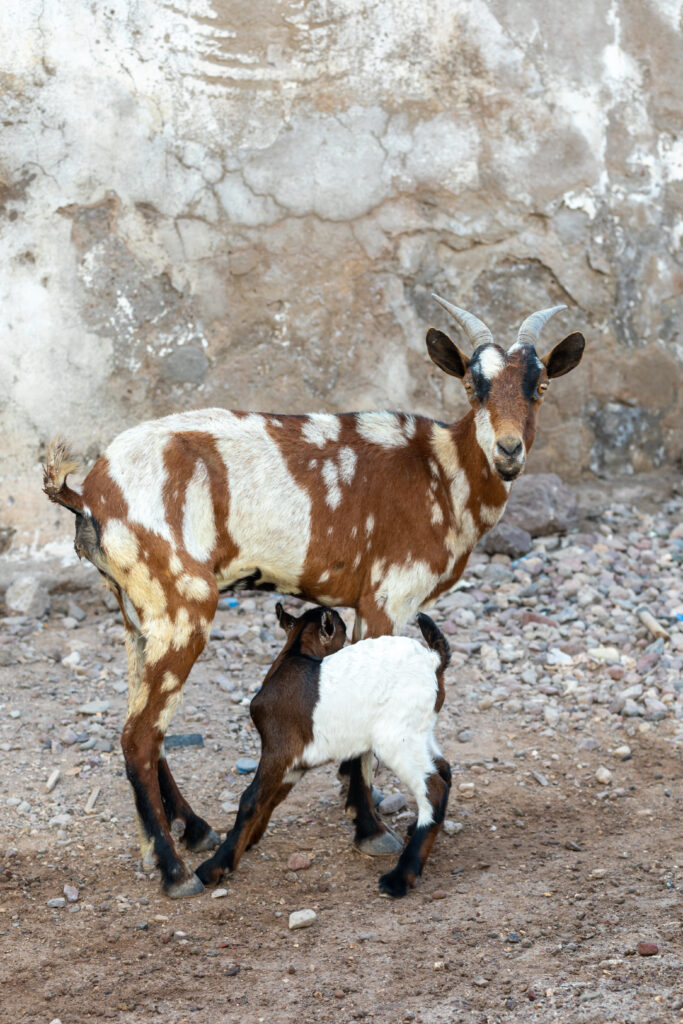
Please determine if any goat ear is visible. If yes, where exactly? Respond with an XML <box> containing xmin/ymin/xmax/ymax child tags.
<box><xmin>320</xmin><ymin>610</ymin><xmax>336</xmax><ymax>641</ymax></box>
<box><xmin>426</xmin><ymin>328</ymin><xmax>470</xmax><ymax>378</ymax></box>
<box><xmin>276</xmin><ymin>602</ymin><xmax>294</xmax><ymax>632</ymax></box>
<box><xmin>542</xmin><ymin>332</ymin><xmax>585</xmax><ymax>378</ymax></box>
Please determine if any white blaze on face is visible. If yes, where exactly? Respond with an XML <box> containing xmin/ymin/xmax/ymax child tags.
<box><xmin>302</xmin><ymin>414</ymin><xmax>341</xmax><ymax>448</ymax></box>
<box><xmin>182</xmin><ymin>459</ymin><xmax>216</xmax><ymax>562</ymax></box>
<box><xmin>474</xmin><ymin>408</ymin><xmax>498</xmax><ymax>471</ymax></box>
<box><xmin>214</xmin><ymin>412</ymin><xmax>312</xmax><ymax>590</ymax></box>
<box><xmin>475</xmin><ymin>346</ymin><xmax>505</xmax><ymax>382</ymax></box>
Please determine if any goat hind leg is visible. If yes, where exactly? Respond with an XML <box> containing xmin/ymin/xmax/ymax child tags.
<box><xmin>157</xmin><ymin>749</ymin><xmax>219</xmax><ymax>852</ymax></box>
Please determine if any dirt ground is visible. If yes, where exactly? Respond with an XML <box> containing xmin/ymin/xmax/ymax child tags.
<box><xmin>1</xmin><ymin>482</ymin><xmax>682</xmax><ymax>1024</ymax></box>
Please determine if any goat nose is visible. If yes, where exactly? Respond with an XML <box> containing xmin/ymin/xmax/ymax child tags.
<box><xmin>496</xmin><ymin>437</ymin><xmax>523</xmax><ymax>459</ymax></box>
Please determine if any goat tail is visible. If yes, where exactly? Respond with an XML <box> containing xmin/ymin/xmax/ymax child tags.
<box><xmin>416</xmin><ymin>613</ymin><xmax>451</xmax><ymax>675</ymax></box>
<box><xmin>43</xmin><ymin>437</ymin><xmax>84</xmax><ymax>515</ymax></box>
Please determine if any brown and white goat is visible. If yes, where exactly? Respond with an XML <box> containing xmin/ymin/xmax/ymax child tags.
<box><xmin>197</xmin><ymin>604</ymin><xmax>451</xmax><ymax>898</ymax></box>
<box><xmin>43</xmin><ymin>295</ymin><xmax>584</xmax><ymax>897</ymax></box>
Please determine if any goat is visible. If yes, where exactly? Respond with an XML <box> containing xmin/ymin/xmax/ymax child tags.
<box><xmin>197</xmin><ymin>603</ymin><xmax>451</xmax><ymax>897</ymax></box>
<box><xmin>43</xmin><ymin>295</ymin><xmax>584</xmax><ymax>897</ymax></box>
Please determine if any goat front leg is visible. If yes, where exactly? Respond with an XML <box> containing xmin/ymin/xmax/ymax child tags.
<box><xmin>121</xmin><ymin>617</ymin><xmax>212</xmax><ymax>898</ymax></box>
<box><xmin>196</xmin><ymin>759</ymin><xmax>292</xmax><ymax>886</ymax></box>
<box><xmin>340</xmin><ymin>602</ymin><xmax>402</xmax><ymax>857</ymax></box>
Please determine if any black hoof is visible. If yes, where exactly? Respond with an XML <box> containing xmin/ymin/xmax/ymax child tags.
<box><xmin>356</xmin><ymin>829</ymin><xmax>403</xmax><ymax>857</ymax></box>
<box><xmin>196</xmin><ymin>857</ymin><xmax>224</xmax><ymax>887</ymax></box>
<box><xmin>379</xmin><ymin>869</ymin><xmax>408</xmax><ymax>899</ymax></box>
<box><xmin>187</xmin><ymin>827</ymin><xmax>221</xmax><ymax>853</ymax></box>
<box><xmin>164</xmin><ymin>873</ymin><xmax>204</xmax><ymax>900</ymax></box>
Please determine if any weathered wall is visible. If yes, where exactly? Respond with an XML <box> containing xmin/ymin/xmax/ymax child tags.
<box><xmin>1</xmin><ymin>0</ymin><xmax>681</xmax><ymax>547</ymax></box>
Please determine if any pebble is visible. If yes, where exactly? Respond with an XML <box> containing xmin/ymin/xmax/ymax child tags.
<box><xmin>287</xmin><ymin>852</ymin><xmax>312</xmax><ymax>871</ymax></box>
<box><xmin>63</xmin><ymin>884</ymin><xmax>79</xmax><ymax>902</ymax></box>
<box><xmin>473</xmin><ymin>976</ymin><xmax>489</xmax><ymax>987</ymax></box>
<box><xmin>47</xmin><ymin>897</ymin><xmax>66</xmax><ymax>908</ymax></box>
<box><xmin>288</xmin><ymin>909</ymin><xmax>317</xmax><ymax>930</ymax></box>
<box><xmin>77</xmin><ymin>700</ymin><xmax>110</xmax><ymax>715</ymax></box>
<box><xmin>211</xmin><ymin>888</ymin><xmax>228</xmax><ymax>899</ymax></box>
<box><xmin>45</xmin><ymin>769</ymin><xmax>61</xmax><ymax>793</ymax></box>
<box><xmin>379</xmin><ymin>792</ymin><xmax>407</xmax><ymax>814</ymax></box>
<box><xmin>595</xmin><ymin>766</ymin><xmax>612</xmax><ymax>785</ymax></box>
<box><xmin>236</xmin><ymin>757</ymin><xmax>259</xmax><ymax>774</ymax></box>
<box><xmin>61</xmin><ymin>650</ymin><xmax>81</xmax><ymax>669</ymax></box>
<box><xmin>458</xmin><ymin>783</ymin><xmax>475</xmax><ymax>799</ymax></box>
<box><xmin>613</xmin><ymin>745</ymin><xmax>631</xmax><ymax>760</ymax></box>
<box><xmin>636</xmin><ymin>941</ymin><xmax>659</xmax><ymax>957</ymax></box>
<box><xmin>456</xmin><ymin>728</ymin><xmax>473</xmax><ymax>743</ymax></box>
<box><xmin>443</xmin><ymin>819</ymin><xmax>463</xmax><ymax>836</ymax></box>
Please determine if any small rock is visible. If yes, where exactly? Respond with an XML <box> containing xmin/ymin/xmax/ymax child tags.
<box><xmin>287</xmin><ymin>852</ymin><xmax>311</xmax><ymax>871</ymax></box>
<box><xmin>473</xmin><ymin>976</ymin><xmax>489</xmax><ymax>987</ymax></box>
<box><xmin>595</xmin><ymin>766</ymin><xmax>612</xmax><ymax>785</ymax></box>
<box><xmin>458</xmin><ymin>782</ymin><xmax>475</xmax><ymax>799</ymax></box>
<box><xmin>613</xmin><ymin>745</ymin><xmax>631</xmax><ymax>760</ymax></box>
<box><xmin>236</xmin><ymin>757</ymin><xmax>259</xmax><ymax>774</ymax></box>
<box><xmin>77</xmin><ymin>700</ymin><xmax>110</xmax><ymax>715</ymax></box>
<box><xmin>479</xmin><ymin>522</ymin><xmax>532</xmax><ymax>558</ymax></box>
<box><xmin>66</xmin><ymin>600</ymin><xmax>87</xmax><ymax>622</ymax></box>
<box><xmin>443</xmin><ymin>819</ymin><xmax>463</xmax><ymax>836</ymax></box>
<box><xmin>61</xmin><ymin>650</ymin><xmax>81</xmax><ymax>669</ymax></box>
<box><xmin>165</xmin><ymin>733</ymin><xmax>204</xmax><ymax>749</ymax></box>
<box><xmin>588</xmin><ymin>646</ymin><xmax>620</xmax><ymax>663</ymax></box>
<box><xmin>5</xmin><ymin>574</ymin><xmax>49</xmax><ymax>617</ymax></box>
<box><xmin>211</xmin><ymin>888</ymin><xmax>228</xmax><ymax>899</ymax></box>
<box><xmin>379</xmin><ymin>792</ymin><xmax>407</xmax><ymax>815</ymax></box>
<box><xmin>47</xmin><ymin>897</ymin><xmax>66</xmax><ymax>909</ymax></box>
<box><xmin>456</xmin><ymin>728</ymin><xmax>473</xmax><ymax>743</ymax></box>
<box><xmin>288</xmin><ymin>909</ymin><xmax>317</xmax><ymax>930</ymax></box>
<box><xmin>63</xmin><ymin>884</ymin><xmax>79</xmax><ymax>903</ymax></box>
<box><xmin>636</xmin><ymin>941</ymin><xmax>659</xmax><ymax>957</ymax></box>
<box><xmin>431</xmin><ymin>889</ymin><xmax>448</xmax><ymax>900</ymax></box>
<box><xmin>45</xmin><ymin>769</ymin><xmax>61</xmax><ymax>793</ymax></box>
<box><xmin>543</xmin><ymin>705</ymin><xmax>560</xmax><ymax>728</ymax></box>
<box><xmin>49</xmin><ymin>813</ymin><xmax>72</xmax><ymax>828</ymax></box>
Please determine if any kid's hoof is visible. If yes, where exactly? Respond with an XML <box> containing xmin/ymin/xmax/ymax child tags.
<box><xmin>188</xmin><ymin>828</ymin><xmax>221</xmax><ymax>853</ymax></box>
<box><xmin>379</xmin><ymin>870</ymin><xmax>408</xmax><ymax>899</ymax></box>
<box><xmin>371</xmin><ymin>786</ymin><xmax>384</xmax><ymax>809</ymax></box>
<box><xmin>141</xmin><ymin>850</ymin><xmax>157</xmax><ymax>871</ymax></box>
<box><xmin>356</xmin><ymin>829</ymin><xmax>402</xmax><ymax>857</ymax></box>
<box><xmin>165</xmin><ymin>873</ymin><xmax>205</xmax><ymax>900</ymax></box>
<box><xmin>196</xmin><ymin>859</ymin><xmax>223</xmax><ymax>887</ymax></box>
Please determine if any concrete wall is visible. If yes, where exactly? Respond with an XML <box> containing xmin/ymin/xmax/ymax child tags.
<box><xmin>1</xmin><ymin>0</ymin><xmax>681</xmax><ymax>547</ymax></box>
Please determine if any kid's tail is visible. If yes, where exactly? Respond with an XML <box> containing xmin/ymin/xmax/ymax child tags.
<box><xmin>416</xmin><ymin>613</ymin><xmax>451</xmax><ymax>675</ymax></box>
<box><xmin>43</xmin><ymin>437</ymin><xmax>85</xmax><ymax>515</ymax></box>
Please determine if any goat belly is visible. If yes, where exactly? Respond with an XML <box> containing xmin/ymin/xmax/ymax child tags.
<box><xmin>299</xmin><ymin>637</ymin><xmax>440</xmax><ymax>767</ymax></box>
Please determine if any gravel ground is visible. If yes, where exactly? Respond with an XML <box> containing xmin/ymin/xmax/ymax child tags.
<box><xmin>1</xmin><ymin>479</ymin><xmax>681</xmax><ymax>1023</ymax></box>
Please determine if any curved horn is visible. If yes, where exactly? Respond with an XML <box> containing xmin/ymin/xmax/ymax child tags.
<box><xmin>431</xmin><ymin>293</ymin><xmax>493</xmax><ymax>348</ymax></box>
<box><xmin>514</xmin><ymin>305</ymin><xmax>567</xmax><ymax>349</ymax></box>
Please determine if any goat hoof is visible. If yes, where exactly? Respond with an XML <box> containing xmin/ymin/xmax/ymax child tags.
<box><xmin>196</xmin><ymin>859</ymin><xmax>223</xmax><ymax>887</ymax></box>
<box><xmin>188</xmin><ymin>828</ymin><xmax>221</xmax><ymax>853</ymax></box>
<box><xmin>356</xmin><ymin>828</ymin><xmax>402</xmax><ymax>857</ymax></box>
<box><xmin>378</xmin><ymin>870</ymin><xmax>408</xmax><ymax>899</ymax></box>
<box><xmin>141</xmin><ymin>851</ymin><xmax>157</xmax><ymax>871</ymax></box>
<box><xmin>371</xmin><ymin>786</ymin><xmax>384</xmax><ymax>809</ymax></box>
<box><xmin>165</xmin><ymin>873</ymin><xmax>205</xmax><ymax>900</ymax></box>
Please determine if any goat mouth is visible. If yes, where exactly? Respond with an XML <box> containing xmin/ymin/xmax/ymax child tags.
<box><xmin>495</xmin><ymin>464</ymin><xmax>523</xmax><ymax>482</ymax></box>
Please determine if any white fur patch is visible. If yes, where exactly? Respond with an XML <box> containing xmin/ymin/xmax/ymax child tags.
<box><xmin>356</xmin><ymin>412</ymin><xmax>410</xmax><ymax>448</ymax></box>
<box><xmin>365</xmin><ymin>514</ymin><xmax>375</xmax><ymax>534</ymax></box>
<box><xmin>475</xmin><ymin>346</ymin><xmax>505</xmax><ymax>380</ymax></box>
<box><xmin>431</xmin><ymin>502</ymin><xmax>444</xmax><ymax>525</ymax></box>
<box><xmin>213</xmin><ymin>412</ymin><xmax>312</xmax><ymax>592</ymax></box>
<box><xmin>302</xmin><ymin>414</ymin><xmax>341</xmax><ymax>448</ymax></box>
<box><xmin>102</xmin><ymin>519</ymin><xmax>139</xmax><ymax>570</ymax></box>
<box><xmin>182</xmin><ymin>460</ymin><xmax>217</xmax><ymax>562</ymax></box>
<box><xmin>338</xmin><ymin>447</ymin><xmax>357</xmax><ymax>484</ymax></box>
<box><xmin>480</xmin><ymin>503</ymin><xmax>505</xmax><ymax>527</ymax></box>
<box><xmin>106</xmin><ymin>428</ymin><xmax>172</xmax><ymax>542</ymax></box>
<box><xmin>474</xmin><ymin>408</ymin><xmax>497</xmax><ymax>471</ymax></box>
<box><xmin>374</xmin><ymin>560</ymin><xmax>441</xmax><ymax>629</ymax></box>
<box><xmin>322</xmin><ymin>460</ymin><xmax>341</xmax><ymax>509</ymax></box>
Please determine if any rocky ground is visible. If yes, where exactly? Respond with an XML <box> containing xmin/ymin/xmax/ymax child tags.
<box><xmin>0</xmin><ymin>475</ymin><xmax>681</xmax><ymax>1024</ymax></box>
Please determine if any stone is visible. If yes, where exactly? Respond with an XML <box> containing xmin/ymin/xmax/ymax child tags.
<box><xmin>636</xmin><ymin>942</ymin><xmax>659</xmax><ymax>957</ymax></box>
<box><xmin>287</xmin><ymin>852</ymin><xmax>311</xmax><ymax>871</ymax></box>
<box><xmin>456</xmin><ymin>728</ymin><xmax>473</xmax><ymax>743</ymax></box>
<box><xmin>77</xmin><ymin>700</ymin><xmax>110</xmax><ymax>715</ymax></box>
<box><xmin>613</xmin><ymin>745</ymin><xmax>631</xmax><ymax>760</ymax></box>
<box><xmin>63</xmin><ymin>884</ymin><xmax>79</xmax><ymax>902</ymax></box>
<box><xmin>543</xmin><ymin>705</ymin><xmax>560</xmax><ymax>728</ymax></box>
<box><xmin>479</xmin><ymin>522</ymin><xmax>532</xmax><ymax>558</ymax></box>
<box><xmin>165</xmin><ymin>733</ymin><xmax>204</xmax><ymax>748</ymax></box>
<box><xmin>47</xmin><ymin>897</ymin><xmax>66</xmax><ymax>908</ymax></box>
<box><xmin>458</xmin><ymin>783</ymin><xmax>475</xmax><ymax>799</ymax></box>
<box><xmin>45</xmin><ymin>769</ymin><xmax>61</xmax><ymax>793</ymax></box>
<box><xmin>499</xmin><ymin>474</ymin><xmax>579</xmax><ymax>538</ymax></box>
<box><xmin>443</xmin><ymin>820</ymin><xmax>463</xmax><ymax>836</ymax></box>
<box><xmin>66</xmin><ymin>600</ymin><xmax>87</xmax><ymax>622</ymax></box>
<box><xmin>379</xmin><ymin>792</ymin><xmax>407</xmax><ymax>814</ymax></box>
<box><xmin>61</xmin><ymin>651</ymin><xmax>81</xmax><ymax>669</ymax></box>
<box><xmin>5</xmin><ymin>575</ymin><xmax>49</xmax><ymax>618</ymax></box>
<box><xmin>288</xmin><ymin>909</ymin><xmax>317</xmax><ymax>930</ymax></box>
<box><xmin>211</xmin><ymin>888</ymin><xmax>229</xmax><ymax>899</ymax></box>
<box><xmin>236</xmin><ymin>757</ymin><xmax>259</xmax><ymax>774</ymax></box>
<box><xmin>643</xmin><ymin>697</ymin><xmax>667</xmax><ymax>721</ymax></box>
<box><xmin>595</xmin><ymin>766</ymin><xmax>612</xmax><ymax>785</ymax></box>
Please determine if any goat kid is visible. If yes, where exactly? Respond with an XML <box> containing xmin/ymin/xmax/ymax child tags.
<box><xmin>197</xmin><ymin>604</ymin><xmax>451</xmax><ymax>898</ymax></box>
<box><xmin>43</xmin><ymin>295</ymin><xmax>584</xmax><ymax>896</ymax></box>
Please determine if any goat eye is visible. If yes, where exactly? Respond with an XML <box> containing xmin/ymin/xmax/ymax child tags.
<box><xmin>537</xmin><ymin>382</ymin><xmax>549</xmax><ymax>396</ymax></box>
<box><xmin>464</xmin><ymin>381</ymin><xmax>474</xmax><ymax>394</ymax></box>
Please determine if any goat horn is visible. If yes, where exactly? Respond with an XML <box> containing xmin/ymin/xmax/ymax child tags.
<box><xmin>514</xmin><ymin>305</ymin><xmax>567</xmax><ymax>349</ymax></box>
<box><xmin>431</xmin><ymin>293</ymin><xmax>493</xmax><ymax>348</ymax></box>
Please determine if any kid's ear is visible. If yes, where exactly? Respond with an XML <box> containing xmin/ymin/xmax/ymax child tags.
<box><xmin>542</xmin><ymin>332</ymin><xmax>585</xmax><ymax>378</ymax></box>
<box><xmin>276</xmin><ymin>602</ymin><xmax>295</xmax><ymax>632</ymax></box>
<box><xmin>320</xmin><ymin>609</ymin><xmax>336</xmax><ymax>641</ymax></box>
<box><xmin>426</xmin><ymin>328</ymin><xmax>470</xmax><ymax>378</ymax></box>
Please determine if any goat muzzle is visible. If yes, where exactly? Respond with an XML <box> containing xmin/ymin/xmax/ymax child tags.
<box><xmin>493</xmin><ymin>435</ymin><xmax>525</xmax><ymax>481</ymax></box>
